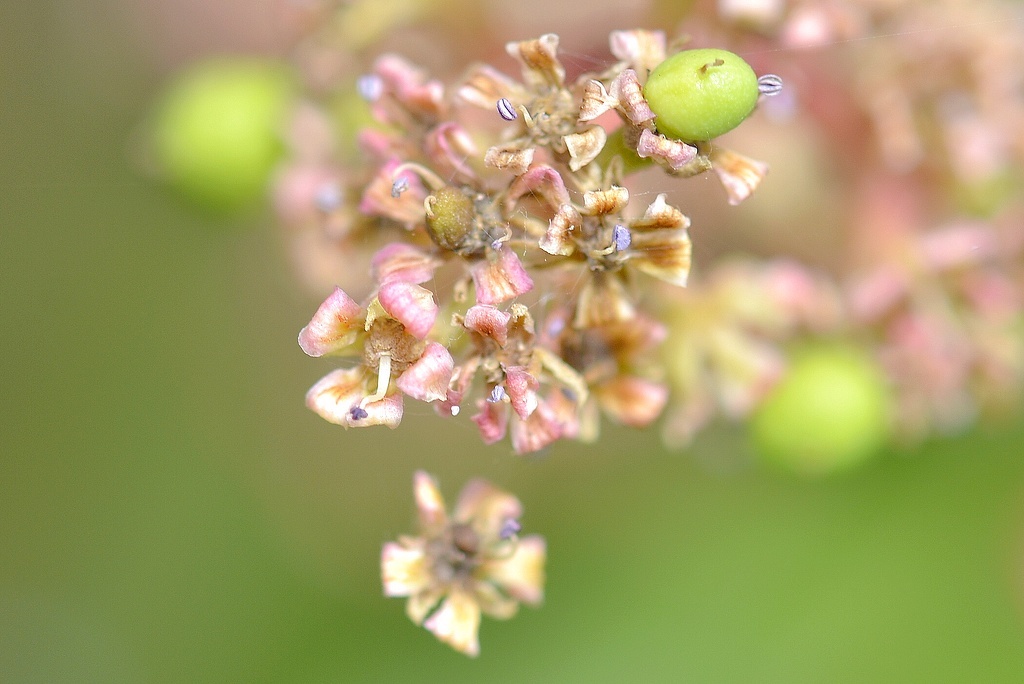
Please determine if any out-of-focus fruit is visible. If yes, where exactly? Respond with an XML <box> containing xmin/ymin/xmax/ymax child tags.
<box><xmin>151</xmin><ymin>58</ymin><xmax>295</xmax><ymax>213</ymax></box>
<box><xmin>751</xmin><ymin>345</ymin><xmax>893</xmax><ymax>475</ymax></box>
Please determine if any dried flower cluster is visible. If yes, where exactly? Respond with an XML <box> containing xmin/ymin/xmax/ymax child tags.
<box><xmin>292</xmin><ymin>29</ymin><xmax>780</xmax><ymax>453</ymax></box>
<box><xmin>266</xmin><ymin>0</ymin><xmax>1024</xmax><ymax>657</ymax></box>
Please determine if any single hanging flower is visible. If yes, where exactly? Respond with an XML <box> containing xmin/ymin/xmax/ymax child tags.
<box><xmin>382</xmin><ymin>471</ymin><xmax>546</xmax><ymax>657</ymax></box>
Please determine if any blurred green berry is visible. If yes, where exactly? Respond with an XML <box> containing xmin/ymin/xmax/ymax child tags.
<box><xmin>752</xmin><ymin>345</ymin><xmax>893</xmax><ymax>476</ymax></box>
<box><xmin>643</xmin><ymin>48</ymin><xmax>759</xmax><ymax>143</ymax></box>
<box><xmin>151</xmin><ymin>58</ymin><xmax>295</xmax><ymax>213</ymax></box>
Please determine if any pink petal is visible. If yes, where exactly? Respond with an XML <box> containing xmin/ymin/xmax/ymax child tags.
<box><xmin>397</xmin><ymin>342</ymin><xmax>454</xmax><ymax>402</ymax></box>
<box><xmin>609</xmin><ymin>69</ymin><xmax>654</xmax><ymax>124</ymax></box>
<box><xmin>371</xmin><ymin>243</ymin><xmax>441</xmax><ymax>285</ymax></box>
<box><xmin>506</xmin><ymin>165</ymin><xmax>570</xmax><ymax>212</ymax></box>
<box><xmin>378</xmin><ymin>280</ymin><xmax>439</xmax><ymax>339</ymax></box>
<box><xmin>464</xmin><ymin>305</ymin><xmax>512</xmax><ymax>347</ymax></box>
<box><xmin>636</xmin><ymin>129</ymin><xmax>699</xmax><ymax>170</ymax></box>
<box><xmin>472</xmin><ymin>249</ymin><xmax>534</xmax><ymax>306</ymax></box>
<box><xmin>372</xmin><ymin>54</ymin><xmax>445</xmax><ymax>121</ymax></box>
<box><xmin>471</xmin><ymin>399</ymin><xmax>509</xmax><ymax>445</ymax></box>
<box><xmin>358</xmin><ymin>158</ymin><xmax>427</xmax><ymax>227</ymax></box>
<box><xmin>503</xmin><ymin>366</ymin><xmax>539</xmax><ymax>420</ymax></box>
<box><xmin>298</xmin><ymin>287</ymin><xmax>364</xmax><ymax>357</ymax></box>
<box><xmin>435</xmin><ymin>357</ymin><xmax>480</xmax><ymax>417</ymax></box>
<box><xmin>425</xmin><ymin>122</ymin><xmax>479</xmax><ymax>183</ymax></box>
<box><xmin>510</xmin><ymin>399</ymin><xmax>565</xmax><ymax>454</ymax></box>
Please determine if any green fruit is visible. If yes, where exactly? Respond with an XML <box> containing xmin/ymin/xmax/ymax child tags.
<box><xmin>751</xmin><ymin>345</ymin><xmax>893</xmax><ymax>476</ymax></box>
<box><xmin>643</xmin><ymin>48</ymin><xmax>759</xmax><ymax>143</ymax></box>
<box><xmin>426</xmin><ymin>186</ymin><xmax>476</xmax><ymax>252</ymax></box>
<box><xmin>151</xmin><ymin>58</ymin><xmax>295</xmax><ymax>213</ymax></box>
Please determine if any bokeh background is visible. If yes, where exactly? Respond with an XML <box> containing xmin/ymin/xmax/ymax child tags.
<box><xmin>3</xmin><ymin>1</ymin><xmax>1024</xmax><ymax>681</ymax></box>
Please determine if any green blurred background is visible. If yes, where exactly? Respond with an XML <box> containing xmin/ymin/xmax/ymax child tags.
<box><xmin>3</xmin><ymin>2</ymin><xmax>1024</xmax><ymax>681</ymax></box>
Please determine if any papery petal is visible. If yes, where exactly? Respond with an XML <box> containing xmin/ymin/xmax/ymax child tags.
<box><xmin>471</xmin><ymin>399</ymin><xmax>509</xmax><ymax>445</ymax></box>
<box><xmin>378</xmin><ymin>280</ymin><xmax>439</xmax><ymax>339</ymax></box>
<box><xmin>473</xmin><ymin>582</ymin><xmax>520</xmax><ymax>620</ymax></box>
<box><xmin>629</xmin><ymin>227</ymin><xmax>693</xmax><ymax>287</ymax></box>
<box><xmin>535</xmin><ymin>347</ymin><xmax>589</xmax><ymax>405</ymax></box>
<box><xmin>425</xmin><ymin>122</ymin><xmax>479</xmax><ymax>183</ymax></box>
<box><xmin>484</xmin><ymin>144</ymin><xmax>534</xmax><ymax>176</ymax></box>
<box><xmin>506</xmin><ymin>165</ymin><xmax>571</xmax><ymax>211</ymax></box>
<box><xmin>510</xmin><ymin>399</ymin><xmax>565</xmax><ymax>454</ymax></box>
<box><xmin>414</xmin><ymin>470</ymin><xmax>448</xmax><ymax>533</ymax></box>
<box><xmin>483</xmin><ymin>535</ymin><xmax>546</xmax><ymax>605</ymax></box>
<box><xmin>504</xmin><ymin>365</ymin><xmax>540</xmax><ymax>420</ymax></box>
<box><xmin>298</xmin><ymin>287</ymin><xmax>364</xmax><ymax>357</ymax></box>
<box><xmin>464</xmin><ymin>305</ymin><xmax>512</xmax><ymax>347</ymax></box>
<box><xmin>381</xmin><ymin>539</ymin><xmax>430</xmax><ymax>597</ymax></box>
<box><xmin>629</xmin><ymin>194</ymin><xmax>693</xmax><ymax>287</ymax></box>
<box><xmin>506</xmin><ymin>33</ymin><xmax>564</xmax><ymax>89</ymax></box>
<box><xmin>579</xmin><ymin>80</ymin><xmax>618</xmax><ymax>122</ymax></box>
<box><xmin>609</xmin><ymin>30</ymin><xmax>666</xmax><ymax>74</ymax></box>
<box><xmin>574</xmin><ymin>274</ymin><xmax>635</xmax><ymax>328</ymax></box>
<box><xmin>472</xmin><ymin>249</ymin><xmax>534</xmax><ymax>305</ymax></box>
<box><xmin>455</xmin><ymin>64</ymin><xmax>526</xmax><ymax>109</ymax></box>
<box><xmin>581</xmin><ymin>185</ymin><xmax>629</xmax><ymax>216</ymax></box>
<box><xmin>539</xmin><ymin>204</ymin><xmax>581</xmax><ymax>256</ymax></box>
<box><xmin>305</xmin><ymin>368</ymin><xmax>404</xmax><ymax>428</ymax></box>
<box><xmin>423</xmin><ymin>591</ymin><xmax>481</xmax><ymax>657</ymax></box>
<box><xmin>710</xmin><ymin>147</ymin><xmax>769</xmax><ymax>205</ymax></box>
<box><xmin>371</xmin><ymin>242</ymin><xmax>442</xmax><ymax>285</ymax></box>
<box><xmin>636</xmin><ymin>129</ymin><xmax>700</xmax><ymax>171</ymax></box>
<box><xmin>506</xmin><ymin>303</ymin><xmax>537</xmax><ymax>343</ymax></box>
<box><xmin>610</xmin><ymin>70</ymin><xmax>655</xmax><ymax>124</ymax></box>
<box><xmin>437</xmin><ymin>356</ymin><xmax>480</xmax><ymax>417</ymax></box>
<box><xmin>632</xmin><ymin>193</ymin><xmax>688</xmax><ymax>231</ymax></box>
<box><xmin>564</xmin><ymin>126</ymin><xmax>607</xmax><ymax>172</ymax></box>
<box><xmin>372</xmin><ymin>54</ymin><xmax>445</xmax><ymax>120</ymax></box>
<box><xmin>595</xmin><ymin>376</ymin><xmax>669</xmax><ymax>427</ymax></box>
<box><xmin>407</xmin><ymin>588</ymin><xmax>446</xmax><ymax>627</ymax></box>
<box><xmin>397</xmin><ymin>342</ymin><xmax>454</xmax><ymax>402</ymax></box>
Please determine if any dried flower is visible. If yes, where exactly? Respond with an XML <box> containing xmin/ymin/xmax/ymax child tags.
<box><xmin>382</xmin><ymin>472</ymin><xmax>545</xmax><ymax>657</ymax></box>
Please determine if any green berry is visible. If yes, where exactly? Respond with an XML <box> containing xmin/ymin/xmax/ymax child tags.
<box><xmin>751</xmin><ymin>345</ymin><xmax>893</xmax><ymax>476</ymax></box>
<box><xmin>151</xmin><ymin>58</ymin><xmax>295</xmax><ymax>213</ymax></box>
<box><xmin>643</xmin><ymin>48</ymin><xmax>759</xmax><ymax>143</ymax></box>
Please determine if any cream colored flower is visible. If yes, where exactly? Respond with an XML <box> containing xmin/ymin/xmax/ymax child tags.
<box><xmin>382</xmin><ymin>472</ymin><xmax>546</xmax><ymax>657</ymax></box>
